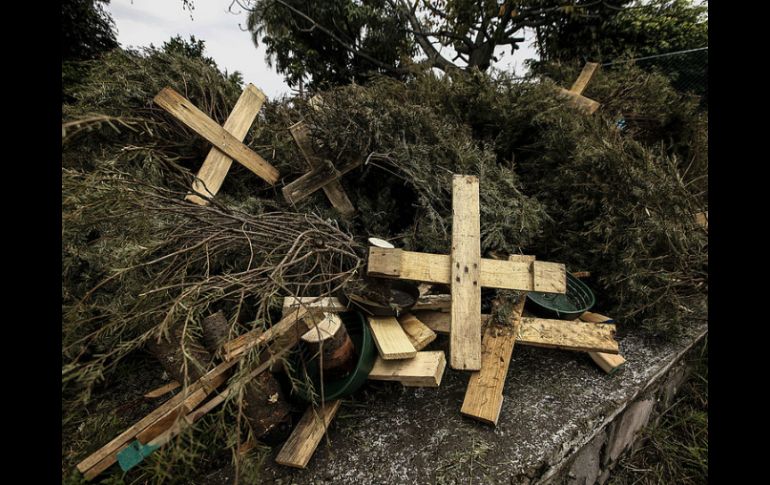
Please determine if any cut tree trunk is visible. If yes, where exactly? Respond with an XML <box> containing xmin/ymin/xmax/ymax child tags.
<box><xmin>146</xmin><ymin>320</ymin><xmax>213</xmax><ymax>384</ymax></box>
<box><xmin>300</xmin><ymin>313</ymin><xmax>356</xmax><ymax>380</ymax></box>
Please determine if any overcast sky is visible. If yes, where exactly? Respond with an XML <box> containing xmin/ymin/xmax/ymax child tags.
<box><xmin>106</xmin><ymin>0</ymin><xmax>540</xmax><ymax>99</ymax></box>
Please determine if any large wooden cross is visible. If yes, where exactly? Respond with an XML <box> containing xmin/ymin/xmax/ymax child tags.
<box><xmin>153</xmin><ymin>85</ymin><xmax>280</xmax><ymax>205</ymax></box>
<box><xmin>557</xmin><ymin>62</ymin><xmax>601</xmax><ymax>115</ymax></box>
<box><xmin>367</xmin><ymin>174</ymin><xmax>568</xmax><ymax>371</ymax></box>
<box><xmin>286</xmin><ymin>121</ymin><xmax>357</xmax><ymax>216</ymax></box>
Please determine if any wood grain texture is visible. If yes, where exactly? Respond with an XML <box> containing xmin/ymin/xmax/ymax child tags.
<box><xmin>450</xmin><ymin>174</ymin><xmax>482</xmax><ymax>370</ymax></box>
<box><xmin>300</xmin><ymin>313</ymin><xmax>342</xmax><ymax>343</ymax></box>
<box><xmin>558</xmin><ymin>87</ymin><xmax>601</xmax><ymax>115</ymax></box>
<box><xmin>367</xmin><ymin>247</ymin><xmax>566</xmax><ymax>293</ymax></box>
<box><xmin>282</xmin><ymin>156</ymin><xmax>363</xmax><ymax>204</ymax></box>
<box><xmin>517</xmin><ymin>317</ymin><xmax>619</xmax><ymax>354</ymax></box>
<box><xmin>282</xmin><ymin>296</ymin><xmax>347</xmax><ymax>315</ymax></box>
<box><xmin>367</xmin><ymin>316</ymin><xmax>417</xmax><ymax>360</ymax></box>
<box><xmin>186</xmin><ymin>84</ymin><xmax>266</xmax><ymax>205</ymax></box>
<box><xmin>579</xmin><ymin>312</ymin><xmax>625</xmax><ymax>374</ymax></box>
<box><xmin>397</xmin><ymin>313</ymin><xmax>437</xmax><ymax>351</ymax></box>
<box><xmin>289</xmin><ymin>121</ymin><xmax>355</xmax><ymax>216</ymax></box>
<box><xmin>275</xmin><ymin>400</ymin><xmax>342</xmax><ymax>469</ymax></box>
<box><xmin>412</xmin><ymin>310</ymin><xmax>451</xmax><ymax>334</ymax></box>
<box><xmin>222</xmin><ymin>306</ymin><xmax>320</xmax><ymax>360</ymax></box>
<box><xmin>143</xmin><ymin>381</ymin><xmax>181</xmax><ymax>399</ymax></box>
<box><xmin>411</xmin><ymin>294</ymin><xmax>451</xmax><ymax>312</ymax></box>
<box><xmin>153</xmin><ymin>87</ymin><xmax>279</xmax><ymax>184</ymax></box>
<box><xmin>533</xmin><ymin>261</ymin><xmax>567</xmax><ymax>293</ymax></box>
<box><xmin>368</xmin><ymin>351</ymin><xmax>446</xmax><ymax>387</ymax></box>
<box><xmin>570</xmin><ymin>62</ymin><xmax>600</xmax><ymax>95</ymax></box>
<box><xmin>461</xmin><ymin>258</ymin><xmax>529</xmax><ymax>425</ymax></box>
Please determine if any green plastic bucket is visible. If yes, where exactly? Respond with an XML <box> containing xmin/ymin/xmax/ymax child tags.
<box><xmin>527</xmin><ymin>272</ymin><xmax>595</xmax><ymax>320</ymax></box>
<box><xmin>287</xmin><ymin>311</ymin><xmax>376</xmax><ymax>402</ymax></box>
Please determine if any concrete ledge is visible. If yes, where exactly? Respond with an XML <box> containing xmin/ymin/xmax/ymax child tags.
<box><xmin>223</xmin><ymin>319</ymin><xmax>707</xmax><ymax>484</ymax></box>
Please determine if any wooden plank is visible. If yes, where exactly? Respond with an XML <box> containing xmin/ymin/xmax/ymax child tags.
<box><xmin>579</xmin><ymin>312</ymin><xmax>625</xmax><ymax>374</ymax></box>
<box><xmin>695</xmin><ymin>211</ymin><xmax>708</xmax><ymax>230</ymax></box>
<box><xmin>411</xmin><ymin>294</ymin><xmax>451</xmax><ymax>312</ymax></box>
<box><xmin>367</xmin><ymin>248</ymin><xmax>567</xmax><ymax>293</ymax></box>
<box><xmin>533</xmin><ymin>261</ymin><xmax>567</xmax><ymax>293</ymax></box>
<box><xmin>222</xmin><ymin>306</ymin><xmax>320</xmax><ymax>360</ymax></box>
<box><xmin>79</xmin><ymin>308</ymin><xmax>321</xmax><ymax>480</ymax></box>
<box><xmin>413</xmin><ymin>310</ymin><xmax>451</xmax><ymax>334</ymax></box>
<box><xmin>144</xmin><ymin>381</ymin><xmax>180</xmax><ymax>399</ymax></box>
<box><xmin>275</xmin><ymin>400</ymin><xmax>342</xmax><ymax>469</ymax></box>
<box><xmin>186</xmin><ymin>84</ymin><xmax>266</xmax><ymax>205</ymax></box>
<box><xmin>153</xmin><ymin>87</ymin><xmax>279</xmax><ymax>184</ymax></box>
<box><xmin>368</xmin><ymin>351</ymin><xmax>446</xmax><ymax>387</ymax></box>
<box><xmin>367</xmin><ymin>316</ymin><xmax>417</xmax><ymax>360</ymax></box>
<box><xmin>282</xmin><ymin>296</ymin><xmax>347</xmax><ymax>315</ymax></box>
<box><xmin>450</xmin><ymin>174</ymin><xmax>482</xmax><ymax>371</ymax></box>
<box><xmin>570</xmin><ymin>62</ymin><xmax>600</xmax><ymax>95</ymax></box>
<box><xmin>282</xmin><ymin>157</ymin><xmax>363</xmax><ymax>205</ymax></box>
<box><xmin>397</xmin><ymin>313</ymin><xmax>437</xmax><ymax>351</ymax></box>
<box><xmin>517</xmin><ymin>317</ymin><xmax>619</xmax><ymax>354</ymax></box>
<box><xmin>289</xmin><ymin>122</ymin><xmax>355</xmax><ymax>216</ymax></box>
<box><xmin>461</xmin><ymin>258</ymin><xmax>530</xmax><ymax>425</ymax></box>
<box><xmin>558</xmin><ymin>87</ymin><xmax>601</xmax><ymax>115</ymax></box>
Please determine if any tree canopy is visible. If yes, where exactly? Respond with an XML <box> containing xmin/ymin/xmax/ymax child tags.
<box><xmin>62</xmin><ymin>0</ymin><xmax>119</xmax><ymax>61</ymax></box>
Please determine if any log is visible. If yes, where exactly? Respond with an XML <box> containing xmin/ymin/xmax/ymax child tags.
<box><xmin>300</xmin><ymin>313</ymin><xmax>356</xmax><ymax>379</ymax></box>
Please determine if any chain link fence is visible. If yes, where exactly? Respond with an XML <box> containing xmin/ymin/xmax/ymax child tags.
<box><xmin>602</xmin><ymin>47</ymin><xmax>708</xmax><ymax>108</ymax></box>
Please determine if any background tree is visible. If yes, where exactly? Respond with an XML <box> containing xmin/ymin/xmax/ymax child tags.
<box><xmin>534</xmin><ymin>0</ymin><xmax>707</xmax><ymax>62</ymax></box>
<box><xmin>239</xmin><ymin>0</ymin><xmax>633</xmax><ymax>88</ymax></box>
<box><xmin>62</xmin><ymin>0</ymin><xmax>119</xmax><ymax>61</ymax></box>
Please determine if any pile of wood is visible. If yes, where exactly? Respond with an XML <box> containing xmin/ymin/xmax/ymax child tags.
<box><xmin>76</xmin><ymin>75</ymin><xmax>627</xmax><ymax>479</ymax></box>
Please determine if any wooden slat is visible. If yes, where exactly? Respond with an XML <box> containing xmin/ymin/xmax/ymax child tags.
<box><xmin>533</xmin><ymin>261</ymin><xmax>567</xmax><ymax>293</ymax></box>
<box><xmin>450</xmin><ymin>174</ymin><xmax>482</xmax><ymax>371</ymax></box>
<box><xmin>367</xmin><ymin>248</ymin><xmax>567</xmax><ymax>293</ymax></box>
<box><xmin>186</xmin><ymin>84</ymin><xmax>266</xmax><ymax>205</ymax></box>
<box><xmin>368</xmin><ymin>351</ymin><xmax>446</xmax><ymax>387</ymax></box>
<box><xmin>153</xmin><ymin>87</ymin><xmax>279</xmax><ymax>184</ymax></box>
<box><xmin>275</xmin><ymin>400</ymin><xmax>342</xmax><ymax>469</ymax></box>
<box><xmin>413</xmin><ymin>310</ymin><xmax>451</xmax><ymax>334</ymax></box>
<box><xmin>79</xmin><ymin>309</ymin><xmax>321</xmax><ymax>480</ymax></box>
<box><xmin>570</xmin><ymin>62</ymin><xmax>600</xmax><ymax>95</ymax></box>
<box><xmin>144</xmin><ymin>381</ymin><xmax>180</xmax><ymax>399</ymax></box>
<box><xmin>517</xmin><ymin>317</ymin><xmax>619</xmax><ymax>354</ymax></box>
<box><xmin>411</xmin><ymin>294</ymin><xmax>451</xmax><ymax>312</ymax></box>
<box><xmin>579</xmin><ymin>312</ymin><xmax>626</xmax><ymax>374</ymax></box>
<box><xmin>282</xmin><ymin>296</ymin><xmax>347</xmax><ymax>315</ymax></box>
<box><xmin>461</xmin><ymin>257</ymin><xmax>531</xmax><ymax>425</ymax></box>
<box><xmin>289</xmin><ymin>122</ymin><xmax>355</xmax><ymax>216</ymax></box>
<box><xmin>222</xmin><ymin>306</ymin><xmax>317</xmax><ymax>360</ymax></box>
<box><xmin>557</xmin><ymin>87</ymin><xmax>601</xmax><ymax>115</ymax></box>
<box><xmin>367</xmin><ymin>316</ymin><xmax>417</xmax><ymax>360</ymax></box>
<box><xmin>397</xmin><ymin>313</ymin><xmax>437</xmax><ymax>351</ymax></box>
<box><xmin>282</xmin><ymin>157</ymin><xmax>363</xmax><ymax>204</ymax></box>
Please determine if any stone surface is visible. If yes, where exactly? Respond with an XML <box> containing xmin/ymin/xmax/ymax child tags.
<box><xmin>218</xmin><ymin>319</ymin><xmax>707</xmax><ymax>484</ymax></box>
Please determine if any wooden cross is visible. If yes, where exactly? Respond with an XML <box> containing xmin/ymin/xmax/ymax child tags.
<box><xmin>557</xmin><ymin>62</ymin><xmax>601</xmax><ymax>115</ymax></box>
<box><xmin>286</xmin><ymin>121</ymin><xmax>357</xmax><ymax>216</ymax></box>
<box><xmin>367</xmin><ymin>174</ymin><xmax>568</xmax><ymax>371</ymax></box>
<box><xmin>153</xmin><ymin>85</ymin><xmax>280</xmax><ymax>205</ymax></box>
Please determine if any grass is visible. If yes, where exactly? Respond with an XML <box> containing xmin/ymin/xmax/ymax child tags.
<box><xmin>608</xmin><ymin>341</ymin><xmax>708</xmax><ymax>484</ymax></box>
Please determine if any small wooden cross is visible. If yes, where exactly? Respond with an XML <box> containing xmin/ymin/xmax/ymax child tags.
<box><xmin>286</xmin><ymin>121</ymin><xmax>357</xmax><ymax>216</ymax></box>
<box><xmin>558</xmin><ymin>62</ymin><xmax>601</xmax><ymax>114</ymax></box>
<box><xmin>367</xmin><ymin>174</ymin><xmax>568</xmax><ymax>371</ymax></box>
<box><xmin>153</xmin><ymin>85</ymin><xmax>280</xmax><ymax>205</ymax></box>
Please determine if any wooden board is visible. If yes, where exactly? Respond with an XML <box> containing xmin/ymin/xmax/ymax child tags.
<box><xmin>186</xmin><ymin>84</ymin><xmax>266</xmax><ymax>205</ymax></box>
<box><xmin>222</xmin><ymin>307</ymin><xmax>322</xmax><ymax>360</ymax></box>
<box><xmin>153</xmin><ymin>87</ymin><xmax>279</xmax><ymax>184</ymax></box>
<box><xmin>411</xmin><ymin>294</ymin><xmax>451</xmax><ymax>312</ymax></box>
<box><xmin>367</xmin><ymin>316</ymin><xmax>417</xmax><ymax>360</ymax></box>
<box><xmin>282</xmin><ymin>296</ymin><xmax>347</xmax><ymax>315</ymax></box>
<box><xmin>450</xmin><ymin>174</ymin><xmax>482</xmax><ymax>371</ymax></box>
<box><xmin>275</xmin><ymin>400</ymin><xmax>342</xmax><ymax>469</ymax></box>
<box><xmin>79</xmin><ymin>309</ymin><xmax>322</xmax><ymax>480</ymax></box>
<box><xmin>367</xmin><ymin>248</ymin><xmax>566</xmax><ymax>293</ymax></box>
<box><xmin>144</xmin><ymin>381</ymin><xmax>181</xmax><ymax>399</ymax></box>
<box><xmin>397</xmin><ymin>313</ymin><xmax>437</xmax><ymax>351</ymax></box>
<box><xmin>557</xmin><ymin>87</ymin><xmax>601</xmax><ymax>115</ymax></box>
<box><xmin>461</xmin><ymin>258</ymin><xmax>530</xmax><ymax>425</ymax></box>
<box><xmin>517</xmin><ymin>317</ymin><xmax>619</xmax><ymax>354</ymax></box>
<box><xmin>289</xmin><ymin>122</ymin><xmax>355</xmax><ymax>216</ymax></box>
<box><xmin>413</xmin><ymin>310</ymin><xmax>451</xmax><ymax>334</ymax></box>
<box><xmin>579</xmin><ymin>312</ymin><xmax>625</xmax><ymax>374</ymax></box>
<box><xmin>368</xmin><ymin>351</ymin><xmax>446</xmax><ymax>387</ymax></box>
<box><xmin>300</xmin><ymin>313</ymin><xmax>342</xmax><ymax>343</ymax></box>
<box><xmin>282</xmin><ymin>156</ymin><xmax>363</xmax><ymax>204</ymax></box>
<box><xmin>570</xmin><ymin>62</ymin><xmax>600</xmax><ymax>95</ymax></box>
